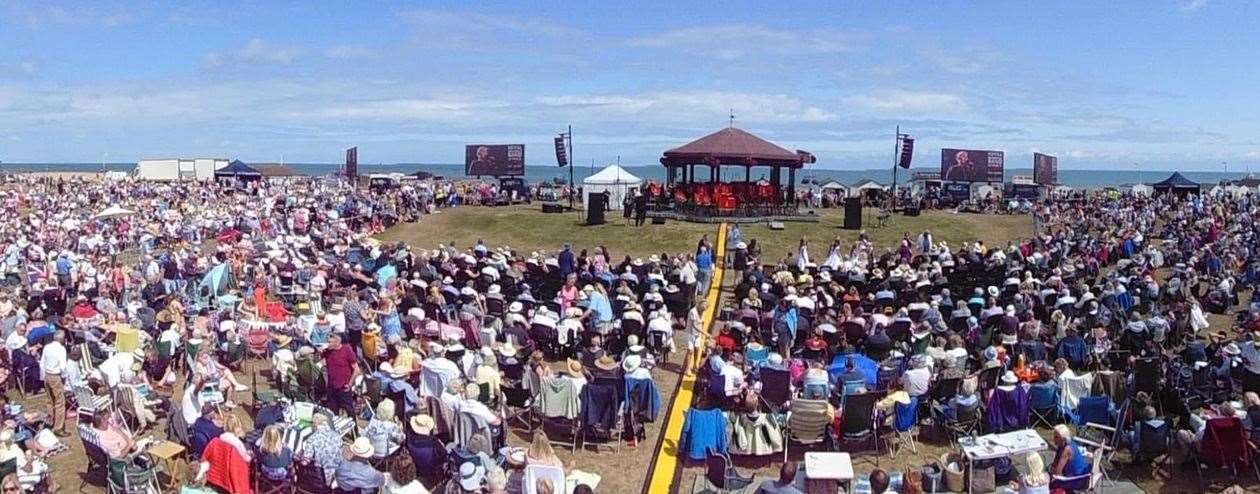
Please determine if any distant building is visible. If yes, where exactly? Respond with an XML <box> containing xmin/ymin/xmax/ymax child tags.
<box><xmin>253</xmin><ymin>163</ymin><xmax>302</xmax><ymax>182</ymax></box>
<box><xmin>135</xmin><ymin>158</ymin><xmax>228</xmax><ymax>181</ymax></box>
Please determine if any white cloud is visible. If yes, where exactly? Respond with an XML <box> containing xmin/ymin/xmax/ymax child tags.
<box><xmin>204</xmin><ymin>39</ymin><xmax>302</xmax><ymax>68</ymax></box>
<box><xmin>844</xmin><ymin>90</ymin><xmax>968</xmax><ymax>113</ymax></box>
<box><xmin>398</xmin><ymin>8</ymin><xmax>583</xmax><ymax>40</ymax></box>
<box><xmin>239</xmin><ymin>39</ymin><xmax>302</xmax><ymax>64</ymax></box>
<box><xmin>324</xmin><ymin>44</ymin><xmax>377</xmax><ymax>60</ymax></box>
<box><xmin>532</xmin><ymin>91</ymin><xmax>837</xmax><ymax>124</ymax></box>
<box><xmin>1181</xmin><ymin>0</ymin><xmax>1210</xmax><ymax>11</ymax></box>
<box><xmin>918</xmin><ymin>45</ymin><xmax>1005</xmax><ymax>75</ymax></box>
<box><xmin>629</xmin><ymin>24</ymin><xmax>861</xmax><ymax>59</ymax></box>
<box><xmin>7</xmin><ymin>4</ymin><xmax>136</xmax><ymax>27</ymax></box>
<box><xmin>0</xmin><ymin>60</ymin><xmax>37</xmax><ymax>77</ymax></box>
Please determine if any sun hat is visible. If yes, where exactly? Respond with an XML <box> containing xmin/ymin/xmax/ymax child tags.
<box><xmin>622</xmin><ymin>354</ymin><xmax>643</xmax><ymax>372</ymax></box>
<box><xmin>499</xmin><ymin>342</ymin><xmax>518</xmax><ymax>357</ymax></box>
<box><xmin>1225</xmin><ymin>343</ymin><xmax>1242</xmax><ymax>356</ymax></box>
<box><xmin>349</xmin><ymin>437</ymin><xmax>374</xmax><ymax>458</ymax></box>
<box><xmin>1001</xmin><ymin>371</ymin><xmax>1018</xmax><ymax>385</ymax></box>
<box><xmin>566</xmin><ymin>359</ymin><xmax>584</xmax><ymax>376</ymax></box>
<box><xmin>595</xmin><ymin>355</ymin><xmax>618</xmax><ymax>371</ymax></box>
<box><xmin>458</xmin><ymin>462</ymin><xmax>486</xmax><ymax>491</ymax></box>
<box><xmin>410</xmin><ymin>414</ymin><xmax>435</xmax><ymax>435</ymax></box>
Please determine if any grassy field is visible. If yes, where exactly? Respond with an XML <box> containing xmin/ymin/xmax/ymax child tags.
<box><xmin>377</xmin><ymin>205</ymin><xmax>1033</xmax><ymax>261</ymax></box>
<box><xmin>377</xmin><ymin>204</ymin><xmax>717</xmax><ymax>257</ymax></box>
<box><xmin>738</xmin><ymin>208</ymin><xmax>1034</xmax><ymax>263</ymax></box>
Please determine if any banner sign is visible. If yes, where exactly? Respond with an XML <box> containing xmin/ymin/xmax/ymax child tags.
<box><xmin>943</xmin><ymin>182</ymin><xmax>972</xmax><ymax>201</ymax></box>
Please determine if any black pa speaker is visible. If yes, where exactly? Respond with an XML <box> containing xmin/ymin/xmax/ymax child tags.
<box><xmin>898</xmin><ymin>137</ymin><xmax>914</xmax><ymax>169</ymax></box>
<box><xmin>541</xmin><ymin>203</ymin><xmax>564</xmax><ymax>213</ymax></box>
<box><xmin>586</xmin><ymin>194</ymin><xmax>606</xmax><ymax>225</ymax></box>
<box><xmin>903</xmin><ymin>206</ymin><xmax>920</xmax><ymax>217</ymax></box>
<box><xmin>651</xmin><ymin>217</ymin><xmax>666</xmax><ymax>225</ymax></box>
<box><xmin>843</xmin><ymin>197</ymin><xmax>862</xmax><ymax>230</ymax></box>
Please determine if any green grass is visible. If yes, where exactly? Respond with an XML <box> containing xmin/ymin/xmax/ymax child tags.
<box><xmin>376</xmin><ymin>205</ymin><xmax>1033</xmax><ymax>262</ymax></box>
<box><xmin>738</xmin><ymin>208</ymin><xmax>1034</xmax><ymax>264</ymax></box>
<box><xmin>376</xmin><ymin>205</ymin><xmax>719</xmax><ymax>258</ymax></box>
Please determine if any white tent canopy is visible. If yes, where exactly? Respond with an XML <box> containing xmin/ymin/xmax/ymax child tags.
<box><xmin>1131</xmin><ymin>183</ymin><xmax>1153</xmax><ymax>196</ymax></box>
<box><xmin>94</xmin><ymin>205</ymin><xmax>136</xmax><ymax>219</ymax></box>
<box><xmin>583</xmin><ymin>165</ymin><xmax>642</xmax><ymax>211</ymax></box>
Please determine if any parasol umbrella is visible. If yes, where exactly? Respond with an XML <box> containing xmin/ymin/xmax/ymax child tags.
<box><xmin>94</xmin><ymin>205</ymin><xmax>136</xmax><ymax>219</ymax></box>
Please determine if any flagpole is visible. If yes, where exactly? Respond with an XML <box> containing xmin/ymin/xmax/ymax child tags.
<box><xmin>568</xmin><ymin>124</ymin><xmax>575</xmax><ymax>212</ymax></box>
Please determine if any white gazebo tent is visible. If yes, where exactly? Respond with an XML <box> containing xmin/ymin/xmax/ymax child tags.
<box><xmin>820</xmin><ymin>180</ymin><xmax>849</xmax><ymax>198</ymax></box>
<box><xmin>1131</xmin><ymin>183</ymin><xmax>1153</xmax><ymax>196</ymax></box>
<box><xmin>583</xmin><ymin>164</ymin><xmax>642</xmax><ymax>211</ymax></box>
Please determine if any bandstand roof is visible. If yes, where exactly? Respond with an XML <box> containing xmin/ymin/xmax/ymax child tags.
<box><xmin>661</xmin><ymin>127</ymin><xmax>814</xmax><ymax>168</ymax></box>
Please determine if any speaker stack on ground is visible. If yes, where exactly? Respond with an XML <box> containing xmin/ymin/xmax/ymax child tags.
<box><xmin>651</xmin><ymin>217</ymin><xmax>666</xmax><ymax>225</ymax></box>
<box><xmin>903</xmin><ymin>206</ymin><xmax>920</xmax><ymax>217</ymax></box>
<box><xmin>541</xmin><ymin>203</ymin><xmax>564</xmax><ymax>213</ymax></box>
<box><xmin>586</xmin><ymin>194</ymin><xmax>606</xmax><ymax>225</ymax></box>
<box><xmin>843</xmin><ymin>197</ymin><xmax>862</xmax><ymax>229</ymax></box>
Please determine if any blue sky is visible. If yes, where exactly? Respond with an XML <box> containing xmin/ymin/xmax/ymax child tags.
<box><xmin>1</xmin><ymin>0</ymin><xmax>1257</xmax><ymax>171</ymax></box>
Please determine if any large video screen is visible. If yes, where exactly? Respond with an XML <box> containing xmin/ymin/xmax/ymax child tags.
<box><xmin>465</xmin><ymin>144</ymin><xmax>525</xmax><ymax>176</ymax></box>
<box><xmin>941</xmin><ymin>148</ymin><xmax>1004</xmax><ymax>183</ymax></box>
<box><xmin>1033</xmin><ymin>152</ymin><xmax>1058</xmax><ymax>185</ymax></box>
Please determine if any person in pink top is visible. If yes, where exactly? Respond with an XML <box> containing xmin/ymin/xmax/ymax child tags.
<box><xmin>558</xmin><ymin>274</ymin><xmax>578</xmax><ymax>313</ymax></box>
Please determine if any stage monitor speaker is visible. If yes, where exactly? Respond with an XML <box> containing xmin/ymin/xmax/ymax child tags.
<box><xmin>903</xmin><ymin>206</ymin><xmax>920</xmax><ymax>217</ymax></box>
<box><xmin>586</xmin><ymin>194</ymin><xmax>606</xmax><ymax>225</ymax></box>
<box><xmin>651</xmin><ymin>217</ymin><xmax>666</xmax><ymax>225</ymax></box>
<box><xmin>768</xmin><ymin>221</ymin><xmax>785</xmax><ymax>230</ymax></box>
<box><xmin>541</xmin><ymin>203</ymin><xmax>564</xmax><ymax>213</ymax></box>
<box><xmin>843</xmin><ymin>197</ymin><xmax>862</xmax><ymax>229</ymax></box>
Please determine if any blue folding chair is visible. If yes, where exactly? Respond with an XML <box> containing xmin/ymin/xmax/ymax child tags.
<box><xmin>1071</xmin><ymin>395</ymin><xmax>1115</xmax><ymax>426</ymax></box>
<box><xmin>1028</xmin><ymin>381</ymin><xmax>1061</xmax><ymax>427</ymax></box>
<box><xmin>887</xmin><ymin>396</ymin><xmax>919</xmax><ymax>459</ymax></box>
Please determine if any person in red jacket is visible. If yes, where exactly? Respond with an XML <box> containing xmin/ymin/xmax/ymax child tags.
<box><xmin>202</xmin><ymin>436</ymin><xmax>251</xmax><ymax>494</ymax></box>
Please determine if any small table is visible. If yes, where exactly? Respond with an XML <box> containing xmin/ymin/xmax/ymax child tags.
<box><xmin>804</xmin><ymin>452</ymin><xmax>854</xmax><ymax>493</ymax></box>
<box><xmin>147</xmin><ymin>440</ymin><xmax>186</xmax><ymax>493</ymax></box>
<box><xmin>959</xmin><ymin>430</ymin><xmax>1049</xmax><ymax>493</ymax></box>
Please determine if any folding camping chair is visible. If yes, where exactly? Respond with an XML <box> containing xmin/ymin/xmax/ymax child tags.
<box><xmin>783</xmin><ymin>398</ymin><xmax>832</xmax><ymax>462</ymax></box>
<box><xmin>706</xmin><ymin>447</ymin><xmax>754</xmax><ymax>492</ymax></box>
<box><xmin>838</xmin><ymin>391</ymin><xmax>882</xmax><ymax>457</ymax></box>
<box><xmin>759</xmin><ymin>367</ymin><xmax>793</xmax><ymax>413</ymax></box>
<box><xmin>886</xmin><ymin>396</ymin><xmax>919</xmax><ymax>459</ymax></box>
<box><xmin>1028</xmin><ymin>381</ymin><xmax>1061</xmax><ymax>427</ymax></box>
<box><xmin>1196</xmin><ymin>416</ymin><xmax>1260</xmax><ymax>485</ymax></box>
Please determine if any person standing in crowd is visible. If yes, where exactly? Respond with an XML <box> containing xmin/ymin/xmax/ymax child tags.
<box><xmin>38</xmin><ymin>330</ymin><xmax>68</xmax><ymax>436</ymax></box>
<box><xmin>322</xmin><ymin>333</ymin><xmax>359</xmax><ymax>416</ymax></box>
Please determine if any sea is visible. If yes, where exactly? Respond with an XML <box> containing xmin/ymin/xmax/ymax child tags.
<box><xmin>0</xmin><ymin>162</ymin><xmax>1249</xmax><ymax>189</ymax></box>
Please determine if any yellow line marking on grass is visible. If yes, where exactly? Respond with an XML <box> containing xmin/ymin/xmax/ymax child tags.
<box><xmin>645</xmin><ymin>223</ymin><xmax>727</xmax><ymax>494</ymax></box>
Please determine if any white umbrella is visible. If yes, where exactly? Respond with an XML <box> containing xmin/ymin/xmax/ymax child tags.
<box><xmin>94</xmin><ymin>205</ymin><xmax>136</xmax><ymax>219</ymax></box>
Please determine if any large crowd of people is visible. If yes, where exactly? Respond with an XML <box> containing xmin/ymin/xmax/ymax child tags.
<box><xmin>1</xmin><ymin>171</ymin><xmax>1258</xmax><ymax>493</ymax></box>
<box><xmin>0</xmin><ymin>173</ymin><xmax>708</xmax><ymax>493</ymax></box>
<box><xmin>688</xmin><ymin>190</ymin><xmax>1260</xmax><ymax>492</ymax></box>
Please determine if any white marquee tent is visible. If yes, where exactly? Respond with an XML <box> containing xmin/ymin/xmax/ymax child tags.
<box><xmin>583</xmin><ymin>164</ymin><xmax>642</xmax><ymax>211</ymax></box>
